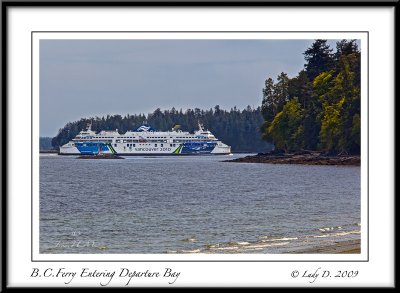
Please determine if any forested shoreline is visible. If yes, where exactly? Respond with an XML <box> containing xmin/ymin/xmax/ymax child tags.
<box><xmin>40</xmin><ymin>137</ymin><xmax>53</xmax><ymax>150</ymax></box>
<box><xmin>260</xmin><ymin>39</ymin><xmax>360</xmax><ymax>155</ymax></box>
<box><xmin>49</xmin><ymin>106</ymin><xmax>273</xmax><ymax>153</ymax></box>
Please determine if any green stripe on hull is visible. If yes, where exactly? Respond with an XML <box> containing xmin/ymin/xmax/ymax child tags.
<box><xmin>107</xmin><ymin>143</ymin><xmax>116</xmax><ymax>154</ymax></box>
<box><xmin>173</xmin><ymin>145</ymin><xmax>182</xmax><ymax>154</ymax></box>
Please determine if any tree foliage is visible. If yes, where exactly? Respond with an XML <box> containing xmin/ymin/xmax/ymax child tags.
<box><xmin>303</xmin><ymin>39</ymin><xmax>334</xmax><ymax>81</ymax></box>
<box><xmin>267</xmin><ymin>98</ymin><xmax>304</xmax><ymax>151</ymax></box>
<box><xmin>261</xmin><ymin>39</ymin><xmax>360</xmax><ymax>154</ymax></box>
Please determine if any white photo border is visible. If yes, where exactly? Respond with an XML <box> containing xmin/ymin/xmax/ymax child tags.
<box><xmin>31</xmin><ymin>31</ymin><xmax>369</xmax><ymax>263</ymax></box>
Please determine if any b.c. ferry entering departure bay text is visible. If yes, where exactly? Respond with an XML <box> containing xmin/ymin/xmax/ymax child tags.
<box><xmin>59</xmin><ymin>123</ymin><xmax>231</xmax><ymax>155</ymax></box>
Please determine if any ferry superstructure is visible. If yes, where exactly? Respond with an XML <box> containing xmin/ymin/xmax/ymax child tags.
<box><xmin>59</xmin><ymin>123</ymin><xmax>231</xmax><ymax>155</ymax></box>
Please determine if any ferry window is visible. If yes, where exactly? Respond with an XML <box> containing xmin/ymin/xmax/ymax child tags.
<box><xmin>133</xmin><ymin>144</ymin><xmax>135</xmax><ymax>147</ymax></box>
<box><xmin>170</xmin><ymin>144</ymin><xmax>173</xmax><ymax>147</ymax></box>
<box><xmin>161</xmin><ymin>144</ymin><xmax>163</xmax><ymax>147</ymax></box>
<box><xmin>155</xmin><ymin>144</ymin><xmax>157</xmax><ymax>147</ymax></box>
<box><xmin>127</xmin><ymin>144</ymin><xmax>129</xmax><ymax>146</ymax></box>
<box><xmin>114</xmin><ymin>144</ymin><xmax>117</xmax><ymax>147</ymax></box>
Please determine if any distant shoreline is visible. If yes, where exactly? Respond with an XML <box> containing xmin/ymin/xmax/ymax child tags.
<box><xmin>224</xmin><ymin>151</ymin><xmax>360</xmax><ymax>166</ymax></box>
<box><xmin>39</xmin><ymin>149</ymin><xmax>58</xmax><ymax>154</ymax></box>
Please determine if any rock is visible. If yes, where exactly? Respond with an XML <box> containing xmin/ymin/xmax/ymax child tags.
<box><xmin>224</xmin><ymin>153</ymin><xmax>360</xmax><ymax>166</ymax></box>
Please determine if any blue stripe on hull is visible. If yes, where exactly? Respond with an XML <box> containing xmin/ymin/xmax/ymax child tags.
<box><xmin>75</xmin><ymin>142</ymin><xmax>110</xmax><ymax>155</ymax></box>
<box><xmin>180</xmin><ymin>141</ymin><xmax>217</xmax><ymax>154</ymax></box>
<box><xmin>74</xmin><ymin>141</ymin><xmax>219</xmax><ymax>155</ymax></box>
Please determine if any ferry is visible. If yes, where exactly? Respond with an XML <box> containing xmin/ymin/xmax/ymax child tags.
<box><xmin>59</xmin><ymin>123</ymin><xmax>231</xmax><ymax>155</ymax></box>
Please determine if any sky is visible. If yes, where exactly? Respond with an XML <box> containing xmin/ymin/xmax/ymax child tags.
<box><xmin>40</xmin><ymin>39</ymin><xmax>349</xmax><ymax>137</ymax></box>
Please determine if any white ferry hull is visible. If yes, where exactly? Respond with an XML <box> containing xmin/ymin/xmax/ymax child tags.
<box><xmin>59</xmin><ymin>144</ymin><xmax>80</xmax><ymax>154</ymax></box>
<box><xmin>58</xmin><ymin>123</ymin><xmax>232</xmax><ymax>156</ymax></box>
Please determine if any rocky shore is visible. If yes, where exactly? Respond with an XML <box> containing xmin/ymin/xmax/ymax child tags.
<box><xmin>225</xmin><ymin>151</ymin><xmax>360</xmax><ymax>166</ymax></box>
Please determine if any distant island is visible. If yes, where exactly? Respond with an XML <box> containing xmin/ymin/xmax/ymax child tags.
<box><xmin>39</xmin><ymin>137</ymin><xmax>53</xmax><ymax>150</ymax></box>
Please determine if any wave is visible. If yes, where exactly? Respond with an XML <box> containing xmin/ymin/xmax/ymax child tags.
<box><xmin>168</xmin><ymin>248</ymin><xmax>202</xmax><ymax>254</ymax></box>
<box><xmin>166</xmin><ymin>226</ymin><xmax>361</xmax><ymax>254</ymax></box>
<box><xmin>224</xmin><ymin>241</ymin><xmax>250</xmax><ymax>246</ymax></box>
<box><xmin>210</xmin><ymin>246</ymin><xmax>239</xmax><ymax>251</ymax></box>
<box><xmin>240</xmin><ymin>242</ymin><xmax>290</xmax><ymax>250</ymax></box>
<box><xmin>313</xmin><ymin>230</ymin><xmax>361</xmax><ymax>238</ymax></box>
<box><xmin>180</xmin><ymin>249</ymin><xmax>202</xmax><ymax>253</ymax></box>
<box><xmin>180</xmin><ymin>238</ymin><xmax>197</xmax><ymax>242</ymax></box>
<box><xmin>319</xmin><ymin>226</ymin><xmax>342</xmax><ymax>232</ymax></box>
<box><xmin>261</xmin><ymin>237</ymin><xmax>298</xmax><ymax>242</ymax></box>
<box><xmin>317</xmin><ymin>222</ymin><xmax>361</xmax><ymax>232</ymax></box>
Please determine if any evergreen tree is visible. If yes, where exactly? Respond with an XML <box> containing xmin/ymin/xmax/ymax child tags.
<box><xmin>274</xmin><ymin>72</ymin><xmax>290</xmax><ymax>113</ymax></box>
<box><xmin>335</xmin><ymin>39</ymin><xmax>359</xmax><ymax>61</ymax></box>
<box><xmin>261</xmin><ymin>78</ymin><xmax>276</xmax><ymax>121</ymax></box>
<box><xmin>303</xmin><ymin>39</ymin><xmax>334</xmax><ymax>81</ymax></box>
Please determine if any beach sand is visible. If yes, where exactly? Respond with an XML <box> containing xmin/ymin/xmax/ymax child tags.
<box><xmin>287</xmin><ymin>239</ymin><xmax>361</xmax><ymax>254</ymax></box>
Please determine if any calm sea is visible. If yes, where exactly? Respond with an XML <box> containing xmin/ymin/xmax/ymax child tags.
<box><xmin>40</xmin><ymin>154</ymin><xmax>360</xmax><ymax>254</ymax></box>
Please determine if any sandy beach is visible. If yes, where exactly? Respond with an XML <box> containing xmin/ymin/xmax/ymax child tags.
<box><xmin>287</xmin><ymin>239</ymin><xmax>361</xmax><ymax>254</ymax></box>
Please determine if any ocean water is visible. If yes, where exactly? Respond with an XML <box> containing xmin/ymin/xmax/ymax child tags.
<box><xmin>39</xmin><ymin>154</ymin><xmax>361</xmax><ymax>254</ymax></box>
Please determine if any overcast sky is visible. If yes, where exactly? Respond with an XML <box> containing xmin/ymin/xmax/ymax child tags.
<box><xmin>40</xmin><ymin>39</ymin><xmax>349</xmax><ymax>137</ymax></box>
